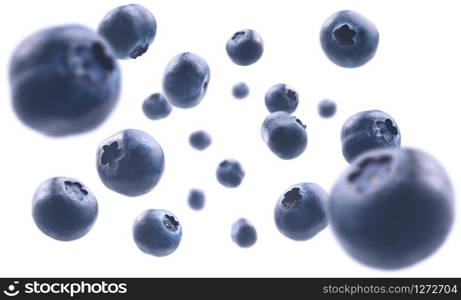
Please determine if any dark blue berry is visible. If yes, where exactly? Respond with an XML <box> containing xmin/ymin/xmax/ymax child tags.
<box><xmin>226</xmin><ymin>29</ymin><xmax>264</xmax><ymax>66</ymax></box>
<box><xmin>142</xmin><ymin>93</ymin><xmax>172</xmax><ymax>120</ymax></box>
<box><xmin>98</xmin><ymin>4</ymin><xmax>157</xmax><ymax>59</ymax></box>
<box><xmin>261</xmin><ymin>112</ymin><xmax>308</xmax><ymax>159</ymax></box>
<box><xmin>232</xmin><ymin>82</ymin><xmax>250</xmax><ymax>99</ymax></box>
<box><xmin>320</xmin><ymin>10</ymin><xmax>379</xmax><ymax>68</ymax></box>
<box><xmin>97</xmin><ymin>129</ymin><xmax>164</xmax><ymax>197</ymax></box>
<box><xmin>318</xmin><ymin>99</ymin><xmax>337</xmax><ymax>118</ymax></box>
<box><xmin>189</xmin><ymin>130</ymin><xmax>211</xmax><ymax>150</ymax></box>
<box><xmin>275</xmin><ymin>183</ymin><xmax>328</xmax><ymax>241</ymax></box>
<box><xmin>9</xmin><ymin>25</ymin><xmax>120</xmax><ymax>136</ymax></box>
<box><xmin>32</xmin><ymin>177</ymin><xmax>98</xmax><ymax>241</ymax></box>
<box><xmin>341</xmin><ymin>110</ymin><xmax>400</xmax><ymax>163</ymax></box>
<box><xmin>188</xmin><ymin>189</ymin><xmax>206</xmax><ymax>211</ymax></box>
<box><xmin>265</xmin><ymin>84</ymin><xmax>299</xmax><ymax>113</ymax></box>
<box><xmin>162</xmin><ymin>52</ymin><xmax>210</xmax><ymax>109</ymax></box>
<box><xmin>216</xmin><ymin>159</ymin><xmax>245</xmax><ymax>188</ymax></box>
<box><xmin>330</xmin><ymin>148</ymin><xmax>454</xmax><ymax>269</ymax></box>
<box><xmin>133</xmin><ymin>209</ymin><xmax>182</xmax><ymax>257</ymax></box>
<box><xmin>231</xmin><ymin>218</ymin><xmax>257</xmax><ymax>248</ymax></box>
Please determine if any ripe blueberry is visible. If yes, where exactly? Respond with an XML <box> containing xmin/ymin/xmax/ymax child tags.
<box><xmin>226</xmin><ymin>29</ymin><xmax>264</xmax><ymax>66</ymax></box>
<box><xmin>9</xmin><ymin>25</ymin><xmax>120</xmax><ymax>137</ymax></box>
<box><xmin>216</xmin><ymin>159</ymin><xmax>245</xmax><ymax>188</ymax></box>
<box><xmin>320</xmin><ymin>10</ymin><xmax>379</xmax><ymax>68</ymax></box>
<box><xmin>98</xmin><ymin>4</ymin><xmax>157</xmax><ymax>59</ymax></box>
<box><xmin>162</xmin><ymin>52</ymin><xmax>210</xmax><ymax>109</ymax></box>
<box><xmin>189</xmin><ymin>130</ymin><xmax>212</xmax><ymax>151</ymax></box>
<box><xmin>275</xmin><ymin>183</ymin><xmax>328</xmax><ymax>241</ymax></box>
<box><xmin>265</xmin><ymin>84</ymin><xmax>299</xmax><ymax>113</ymax></box>
<box><xmin>142</xmin><ymin>93</ymin><xmax>172</xmax><ymax>120</ymax></box>
<box><xmin>188</xmin><ymin>189</ymin><xmax>205</xmax><ymax>211</ymax></box>
<box><xmin>133</xmin><ymin>209</ymin><xmax>182</xmax><ymax>257</ymax></box>
<box><xmin>330</xmin><ymin>148</ymin><xmax>454</xmax><ymax>269</ymax></box>
<box><xmin>32</xmin><ymin>177</ymin><xmax>98</xmax><ymax>241</ymax></box>
<box><xmin>96</xmin><ymin>129</ymin><xmax>165</xmax><ymax>197</ymax></box>
<box><xmin>231</xmin><ymin>218</ymin><xmax>257</xmax><ymax>248</ymax></box>
<box><xmin>261</xmin><ymin>112</ymin><xmax>308</xmax><ymax>159</ymax></box>
<box><xmin>232</xmin><ymin>82</ymin><xmax>250</xmax><ymax>99</ymax></box>
<box><xmin>318</xmin><ymin>99</ymin><xmax>337</xmax><ymax>118</ymax></box>
<box><xmin>341</xmin><ymin>110</ymin><xmax>400</xmax><ymax>163</ymax></box>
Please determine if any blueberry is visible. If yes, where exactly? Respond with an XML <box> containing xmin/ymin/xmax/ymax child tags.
<box><xmin>275</xmin><ymin>183</ymin><xmax>328</xmax><ymax>241</ymax></box>
<box><xmin>9</xmin><ymin>25</ymin><xmax>120</xmax><ymax>137</ymax></box>
<box><xmin>162</xmin><ymin>52</ymin><xmax>210</xmax><ymax>109</ymax></box>
<box><xmin>142</xmin><ymin>93</ymin><xmax>172</xmax><ymax>120</ymax></box>
<box><xmin>189</xmin><ymin>130</ymin><xmax>212</xmax><ymax>150</ymax></box>
<box><xmin>318</xmin><ymin>99</ymin><xmax>337</xmax><ymax>118</ymax></box>
<box><xmin>98</xmin><ymin>4</ymin><xmax>157</xmax><ymax>59</ymax></box>
<box><xmin>188</xmin><ymin>189</ymin><xmax>205</xmax><ymax>211</ymax></box>
<box><xmin>261</xmin><ymin>112</ymin><xmax>308</xmax><ymax>159</ymax></box>
<box><xmin>330</xmin><ymin>148</ymin><xmax>454</xmax><ymax>269</ymax></box>
<box><xmin>96</xmin><ymin>129</ymin><xmax>164</xmax><ymax>197</ymax></box>
<box><xmin>133</xmin><ymin>209</ymin><xmax>182</xmax><ymax>257</ymax></box>
<box><xmin>216</xmin><ymin>159</ymin><xmax>245</xmax><ymax>188</ymax></box>
<box><xmin>231</xmin><ymin>218</ymin><xmax>257</xmax><ymax>248</ymax></box>
<box><xmin>226</xmin><ymin>29</ymin><xmax>264</xmax><ymax>66</ymax></box>
<box><xmin>32</xmin><ymin>177</ymin><xmax>98</xmax><ymax>241</ymax></box>
<box><xmin>265</xmin><ymin>84</ymin><xmax>299</xmax><ymax>113</ymax></box>
<box><xmin>232</xmin><ymin>82</ymin><xmax>250</xmax><ymax>99</ymax></box>
<box><xmin>320</xmin><ymin>10</ymin><xmax>379</xmax><ymax>68</ymax></box>
<box><xmin>341</xmin><ymin>110</ymin><xmax>400</xmax><ymax>163</ymax></box>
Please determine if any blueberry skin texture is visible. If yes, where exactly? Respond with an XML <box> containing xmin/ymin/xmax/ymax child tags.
<box><xmin>162</xmin><ymin>52</ymin><xmax>210</xmax><ymax>109</ymax></box>
<box><xmin>97</xmin><ymin>129</ymin><xmax>165</xmax><ymax>197</ymax></box>
<box><xmin>32</xmin><ymin>177</ymin><xmax>98</xmax><ymax>241</ymax></box>
<box><xmin>133</xmin><ymin>209</ymin><xmax>182</xmax><ymax>257</ymax></box>
<box><xmin>216</xmin><ymin>159</ymin><xmax>245</xmax><ymax>188</ymax></box>
<box><xmin>142</xmin><ymin>93</ymin><xmax>172</xmax><ymax>120</ymax></box>
<box><xmin>318</xmin><ymin>99</ymin><xmax>337</xmax><ymax>118</ymax></box>
<box><xmin>320</xmin><ymin>10</ymin><xmax>379</xmax><ymax>68</ymax></box>
<box><xmin>265</xmin><ymin>84</ymin><xmax>299</xmax><ymax>113</ymax></box>
<box><xmin>261</xmin><ymin>112</ymin><xmax>308</xmax><ymax>160</ymax></box>
<box><xmin>231</xmin><ymin>218</ymin><xmax>257</xmax><ymax>248</ymax></box>
<box><xmin>226</xmin><ymin>29</ymin><xmax>264</xmax><ymax>66</ymax></box>
<box><xmin>341</xmin><ymin>110</ymin><xmax>400</xmax><ymax>163</ymax></box>
<box><xmin>98</xmin><ymin>4</ymin><xmax>157</xmax><ymax>59</ymax></box>
<box><xmin>330</xmin><ymin>148</ymin><xmax>454</xmax><ymax>269</ymax></box>
<box><xmin>188</xmin><ymin>189</ymin><xmax>205</xmax><ymax>211</ymax></box>
<box><xmin>9</xmin><ymin>25</ymin><xmax>120</xmax><ymax>137</ymax></box>
<box><xmin>189</xmin><ymin>130</ymin><xmax>212</xmax><ymax>150</ymax></box>
<box><xmin>275</xmin><ymin>183</ymin><xmax>328</xmax><ymax>241</ymax></box>
<box><xmin>232</xmin><ymin>82</ymin><xmax>250</xmax><ymax>99</ymax></box>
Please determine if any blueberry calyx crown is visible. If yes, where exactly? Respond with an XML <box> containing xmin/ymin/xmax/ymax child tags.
<box><xmin>163</xmin><ymin>215</ymin><xmax>180</xmax><ymax>231</ymax></box>
<box><xmin>348</xmin><ymin>156</ymin><xmax>392</xmax><ymax>193</ymax></box>
<box><xmin>68</xmin><ymin>42</ymin><xmax>114</xmax><ymax>83</ymax></box>
<box><xmin>101</xmin><ymin>141</ymin><xmax>122</xmax><ymax>166</ymax></box>
<box><xmin>374</xmin><ymin>119</ymin><xmax>399</xmax><ymax>142</ymax></box>
<box><xmin>64</xmin><ymin>181</ymin><xmax>88</xmax><ymax>201</ymax></box>
<box><xmin>232</xmin><ymin>31</ymin><xmax>246</xmax><ymax>42</ymax></box>
<box><xmin>282</xmin><ymin>187</ymin><xmax>301</xmax><ymax>208</ymax></box>
<box><xmin>333</xmin><ymin>24</ymin><xmax>357</xmax><ymax>46</ymax></box>
<box><xmin>130</xmin><ymin>44</ymin><xmax>149</xmax><ymax>59</ymax></box>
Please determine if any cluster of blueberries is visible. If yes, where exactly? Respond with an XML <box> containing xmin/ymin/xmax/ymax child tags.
<box><xmin>10</xmin><ymin>4</ymin><xmax>455</xmax><ymax>269</ymax></box>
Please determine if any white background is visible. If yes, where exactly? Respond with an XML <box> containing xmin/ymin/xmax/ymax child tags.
<box><xmin>0</xmin><ymin>0</ymin><xmax>459</xmax><ymax>277</ymax></box>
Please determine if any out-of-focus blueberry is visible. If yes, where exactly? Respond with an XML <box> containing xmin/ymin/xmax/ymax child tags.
<box><xmin>265</xmin><ymin>84</ymin><xmax>299</xmax><ymax>113</ymax></box>
<box><xmin>188</xmin><ymin>189</ymin><xmax>205</xmax><ymax>211</ymax></box>
<box><xmin>98</xmin><ymin>4</ymin><xmax>157</xmax><ymax>59</ymax></box>
<box><xmin>318</xmin><ymin>99</ymin><xmax>337</xmax><ymax>118</ymax></box>
<box><xmin>189</xmin><ymin>130</ymin><xmax>212</xmax><ymax>150</ymax></box>
<box><xmin>232</xmin><ymin>82</ymin><xmax>250</xmax><ymax>99</ymax></box>
<box><xmin>9</xmin><ymin>25</ymin><xmax>120</xmax><ymax>136</ymax></box>
<box><xmin>226</xmin><ymin>29</ymin><xmax>264</xmax><ymax>66</ymax></box>
<box><xmin>231</xmin><ymin>218</ymin><xmax>257</xmax><ymax>248</ymax></box>
<box><xmin>216</xmin><ymin>159</ymin><xmax>245</xmax><ymax>188</ymax></box>
<box><xmin>142</xmin><ymin>93</ymin><xmax>172</xmax><ymax>120</ymax></box>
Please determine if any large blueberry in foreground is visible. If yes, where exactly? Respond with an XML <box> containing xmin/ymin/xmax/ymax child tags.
<box><xmin>188</xmin><ymin>189</ymin><xmax>205</xmax><ymax>211</ymax></box>
<box><xmin>265</xmin><ymin>84</ymin><xmax>299</xmax><ymax>113</ymax></box>
<box><xmin>341</xmin><ymin>110</ymin><xmax>400</xmax><ymax>163</ymax></box>
<box><xmin>32</xmin><ymin>177</ymin><xmax>98</xmax><ymax>241</ymax></box>
<box><xmin>9</xmin><ymin>25</ymin><xmax>120</xmax><ymax>137</ymax></box>
<box><xmin>226</xmin><ymin>29</ymin><xmax>264</xmax><ymax>66</ymax></box>
<box><xmin>162</xmin><ymin>52</ymin><xmax>210</xmax><ymax>108</ymax></box>
<box><xmin>98</xmin><ymin>4</ymin><xmax>157</xmax><ymax>59</ymax></box>
<box><xmin>275</xmin><ymin>183</ymin><xmax>328</xmax><ymax>241</ymax></box>
<box><xmin>97</xmin><ymin>129</ymin><xmax>164</xmax><ymax>197</ymax></box>
<box><xmin>320</xmin><ymin>10</ymin><xmax>379</xmax><ymax>68</ymax></box>
<box><xmin>232</xmin><ymin>82</ymin><xmax>250</xmax><ymax>99</ymax></box>
<box><xmin>232</xmin><ymin>218</ymin><xmax>257</xmax><ymax>248</ymax></box>
<box><xmin>133</xmin><ymin>209</ymin><xmax>182</xmax><ymax>257</ymax></box>
<box><xmin>261</xmin><ymin>112</ymin><xmax>308</xmax><ymax>159</ymax></box>
<box><xmin>318</xmin><ymin>99</ymin><xmax>337</xmax><ymax>118</ymax></box>
<box><xmin>189</xmin><ymin>130</ymin><xmax>212</xmax><ymax>150</ymax></box>
<box><xmin>142</xmin><ymin>93</ymin><xmax>172</xmax><ymax>120</ymax></box>
<box><xmin>330</xmin><ymin>148</ymin><xmax>454</xmax><ymax>269</ymax></box>
<box><xmin>216</xmin><ymin>159</ymin><xmax>245</xmax><ymax>188</ymax></box>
